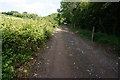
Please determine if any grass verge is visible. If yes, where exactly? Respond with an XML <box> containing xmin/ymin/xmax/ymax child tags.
<box><xmin>68</xmin><ymin>24</ymin><xmax>120</xmax><ymax>56</ymax></box>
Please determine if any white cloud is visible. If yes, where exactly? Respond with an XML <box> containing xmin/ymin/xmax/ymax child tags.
<box><xmin>0</xmin><ymin>0</ymin><xmax>60</xmax><ymax>16</ymax></box>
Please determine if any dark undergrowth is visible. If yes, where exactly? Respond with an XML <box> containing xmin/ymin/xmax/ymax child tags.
<box><xmin>68</xmin><ymin>24</ymin><xmax>120</xmax><ymax>56</ymax></box>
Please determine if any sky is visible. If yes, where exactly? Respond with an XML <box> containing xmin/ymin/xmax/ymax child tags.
<box><xmin>0</xmin><ymin>0</ymin><xmax>61</xmax><ymax>16</ymax></box>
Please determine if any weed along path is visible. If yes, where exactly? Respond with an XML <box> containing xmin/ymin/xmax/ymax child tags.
<box><xmin>29</xmin><ymin>25</ymin><xmax>118</xmax><ymax>78</ymax></box>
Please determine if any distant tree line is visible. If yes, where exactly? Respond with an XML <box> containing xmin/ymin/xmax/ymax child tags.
<box><xmin>58</xmin><ymin>2</ymin><xmax>120</xmax><ymax>36</ymax></box>
<box><xmin>2</xmin><ymin>11</ymin><xmax>38</xmax><ymax>19</ymax></box>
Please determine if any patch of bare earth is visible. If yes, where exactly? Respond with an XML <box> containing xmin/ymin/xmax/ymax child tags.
<box><xmin>28</xmin><ymin>25</ymin><xmax>118</xmax><ymax>78</ymax></box>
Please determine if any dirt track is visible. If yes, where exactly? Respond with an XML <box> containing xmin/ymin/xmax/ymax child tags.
<box><xmin>29</xmin><ymin>25</ymin><xmax>118</xmax><ymax>78</ymax></box>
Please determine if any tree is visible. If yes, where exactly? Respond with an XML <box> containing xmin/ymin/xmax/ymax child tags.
<box><xmin>23</xmin><ymin>12</ymin><xmax>28</xmax><ymax>14</ymax></box>
<box><xmin>58</xmin><ymin>2</ymin><xmax>120</xmax><ymax>36</ymax></box>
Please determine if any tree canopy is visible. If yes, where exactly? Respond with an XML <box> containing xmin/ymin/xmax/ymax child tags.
<box><xmin>58</xmin><ymin>2</ymin><xmax>120</xmax><ymax>36</ymax></box>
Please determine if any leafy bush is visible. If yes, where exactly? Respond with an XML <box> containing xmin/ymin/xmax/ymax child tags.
<box><xmin>0</xmin><ymin>14</ymin><xmax>58</xmax><ymax>79</ymax></box>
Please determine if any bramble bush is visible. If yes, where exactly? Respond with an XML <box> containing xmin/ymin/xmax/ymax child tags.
<box><xmin>0</xmin><ymin>13</ymin><xmax>58</xmax><ymax>79</ymax></box>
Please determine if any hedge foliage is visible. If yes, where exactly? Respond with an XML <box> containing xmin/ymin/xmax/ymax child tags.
<box><xmin>0</xmin><ymin>13</ymin><xmax>58</xmax><ymax>79</ymax></box>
